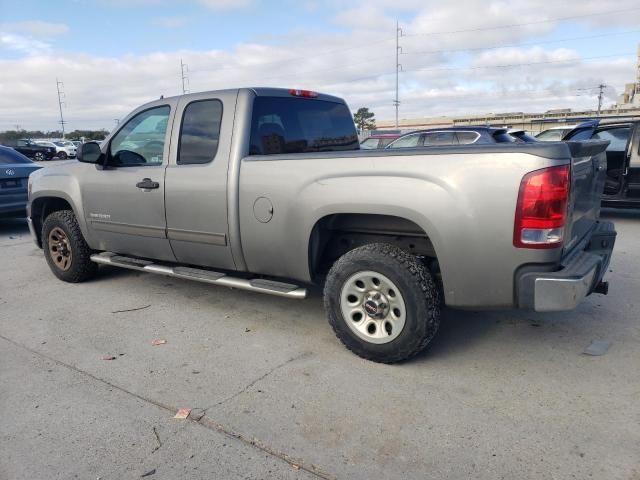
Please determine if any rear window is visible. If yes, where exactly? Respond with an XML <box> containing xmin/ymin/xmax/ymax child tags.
<box><xmin>249</xmin><ymin>97</ymin><xmax>359</xmax><ymax>155</ymax></box>
<box><xmin>0</xmin><ymin>147</ymin><xmax>33</xmax><ymax>164</ymax></box>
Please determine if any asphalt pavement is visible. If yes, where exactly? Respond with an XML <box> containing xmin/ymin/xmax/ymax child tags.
<box><xmin>1</xmin><ymin>207</ymin><xmax>639</xmax><ymax>480</ymax></box>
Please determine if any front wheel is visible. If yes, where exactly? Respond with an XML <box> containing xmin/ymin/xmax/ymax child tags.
<box><xmin>42</xmin><ymin>210</ymin><xmax>98</xmax><ymax>282</ymax></box>
<box><xmin>57</xmin><ymin>151</ymin><xmax>67</xmax><ymax>159</ymax></box>
<box><xmin>324</xmin><ymin>243</ymin><xmax>441</xmax><ymax>363</ymax></box>
<box><xmin>34</xmin><ymin>152</ymin><xmax>45</xmax><ymax>161</ymax></box>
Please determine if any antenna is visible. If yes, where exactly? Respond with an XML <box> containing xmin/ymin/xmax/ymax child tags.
<box><xmin>180</xmin><ymin>58</ymin><xmax>190</xmax><ymax>94</ymax></box>
<box><xmin>394</xmin><ymin>21</ymin><xmax>403</xmax><ymax>129</ymax></box>
<box><xmin>56</xmin><ymin>79</ymin><xmax>66</xmax><ymax>138</ymax></box>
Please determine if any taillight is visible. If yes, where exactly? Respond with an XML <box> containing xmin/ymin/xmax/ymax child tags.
<box><xmin>289</xmin><ymin>89</ymin><xmax>318</xmax><ymax>98</ymax></box>
<box><xmin>513</xmin><ymin>165</ymin><xmax>570</xmax><ymax>249</ymax></box>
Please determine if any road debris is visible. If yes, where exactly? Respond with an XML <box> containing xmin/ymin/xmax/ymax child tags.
<box><xmin>140</xmin><ymin>468</ymin><xmax>156</xmax><ymax>477</ymax></box>
<box><xmin>102</xmin><ymin>355</ymin><xmax>117</xmax><ymax>361</ymax></box>
<box><xmin>151</xmin><ymin>339</ymin><xmax>167</xmax><ymax>346</ymax></box>
<box><xmin>190</xmin><ymin>408</ymin><xmax>205</xmax><ymax>421</ymax></box>
<box><xmin>112</xmin><ymin>304</ymin><xmax>151</xmax><ymax>314</ymax></box>
<box><xmin>174</xmin><ymin>408</ymin><xmax>191</xmax><ymax>419</ymax></box>
<box><xmin>151</xmin><ymin>427</ymin><xmax>161</xmax><ymax>453</ymax></box>
<box><xmin>583</xmin><ymin>340</ymin><xmax>611</xmax><ymax>356</ymax></box>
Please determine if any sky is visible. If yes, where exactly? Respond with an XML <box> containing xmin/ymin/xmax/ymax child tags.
<box><xmin>1</xmin><ymin>0</ymin><xmax>639</xmax><ymax>131</ymax></box>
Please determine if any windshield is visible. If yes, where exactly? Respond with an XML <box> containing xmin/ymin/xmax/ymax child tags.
<box><xmin>535</xmin><ymin>129</ymin><xmax>569</xmax><ymax>142</ymax></box>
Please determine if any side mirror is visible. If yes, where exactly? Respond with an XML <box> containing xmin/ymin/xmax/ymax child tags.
<box><xmin>78</xmin><ymin>141</ymin><xmax>103</xmax><ymax>164</ymax></box>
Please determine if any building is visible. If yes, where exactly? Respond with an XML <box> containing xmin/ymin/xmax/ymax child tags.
<box><xmin>616</xmin><ymin>44</ymin><xmax>640</xmax><ymax>109</ymax></box>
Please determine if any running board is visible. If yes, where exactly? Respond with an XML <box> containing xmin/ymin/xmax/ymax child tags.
<box><xmin>90</xmin><ymin>252</ymin><xmax>307</xmax><ymax>299</ymax></box>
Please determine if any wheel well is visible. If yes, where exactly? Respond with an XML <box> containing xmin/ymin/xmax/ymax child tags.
<box><xmin>308</xmin><ymin>213</ymin><xmax>439</xmax><ymax>282</ymax></box>
<box><xmin>30</xmin><ymin>197</ymin><xmax>73</xmax><ymax>248</ymax></box>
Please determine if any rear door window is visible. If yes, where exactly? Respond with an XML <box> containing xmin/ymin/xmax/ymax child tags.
<box><xmin>249</xmin><ymin>97</ymin><xmax>359</xmax><ymax>155</ymax></box>
<box><xmin>178</xmin><ymin>99</ymin><xmax>223</xmax><ymax>164</ymax></box>
<box><xmin>454</xmin><ymin>131</ymin><xmax>480</xmax><ymax>144</ymax></box>
<box><xmin>424</xmin><ymin>132</ymin><xmax>456</xmax><ymax>146</ymax></box>
<box><xmin>388</xmin><ymin>133</ymin><xmax>422</xmax><ymax>149</ymax></box>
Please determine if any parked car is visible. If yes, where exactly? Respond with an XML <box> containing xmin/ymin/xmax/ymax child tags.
<box><xmin>509</xmin><ymin>129</ymin><xmax>538</xmax><ymax>143</ymax></box>
<box><xmin>12</xmin><ymin>139</ymin><xmax>56</xmax><ymax>161</ymax></box>
<box><xmin>535</xmin><ymin>125</ymin><xmax>581</xmax><ymax>141</ymax></box>
<box><xmin>385</xmin><ymin>126</ymin><xmax>515</xmax><ymax>149</ymax></box>
<box><xmin>28</xmin><ymin>87</ymin><xmax>615</xmax><ymax>363</ymax></box>
<box><xmin>562</xmin><ymin>120</ymin><xmax>640</xmax><ymax>208</ymax></box>
<box><xmin>0</xmin><ymin>146</ymin><xmax>41</xmax><ymax>217</ymax></box>
<box><xmin>360</xmin><ymin>134</ymin><xmax>401</xmax><ymax>149</ymax></box>
<box><xmin>71</xmin><ymin>141</ymin><xmax>83</xmax><ymax>149</ymax></box>
<box><xmin>35</xmin><ymin>140</ymin><xmax>76</xmax><ymax>159</ymax></box>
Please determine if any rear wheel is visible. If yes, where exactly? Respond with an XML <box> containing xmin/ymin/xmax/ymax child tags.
<box><xmin>42</xmin><ymin>210</ymin><xmax>98</xmax><ymax>282</ymax></box>
<box><xmin>324</xmin><ymin>243</ymin><xmax>441</xmax><ymax>363</ymax></box>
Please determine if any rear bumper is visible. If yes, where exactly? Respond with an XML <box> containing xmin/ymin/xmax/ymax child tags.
<box><xmin>517</xmin><ymin>221</ymin><xmax>616</xmax><ymax>312</ymax></box>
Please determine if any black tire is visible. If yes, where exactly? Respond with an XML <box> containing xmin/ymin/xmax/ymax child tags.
<box><xmin>324</xmin><ymin>243</ymin><xmax>441</xmax><ymax>363</ymax></box>
<box><xmin>57</xmin><ymin>151</ymin><xmax>67</xmax><ymax>159</ymax></box>
<box><xmin>42</xmin><ymin>210</ymin><xmax>98</xmax><ymax>282</ymax></box>
<box><xmin>34</xmin><ymin>152</ymin><xmax>45</xmax><ymax>162</ymax></box>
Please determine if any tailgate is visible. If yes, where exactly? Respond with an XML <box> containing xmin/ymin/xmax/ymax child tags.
<box><xmin>564</xmin><ymin>140</ymin><xmax>609</xmax><ymax>254</ymax></box>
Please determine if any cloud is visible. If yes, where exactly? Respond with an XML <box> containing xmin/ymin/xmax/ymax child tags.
<box><xmin>0</xmin><ymin>33</ymin><xmax>52</xmax><ymax>56</ymax></box>
<box><xmin>1</xmin><ymin>0</ymin><xmax>638</xmax><ymax>130</ymax></box>
<box><xmin>1</xmin><ymin>21</ymin><xmax>69</xmax><ymax>38</ymax></box>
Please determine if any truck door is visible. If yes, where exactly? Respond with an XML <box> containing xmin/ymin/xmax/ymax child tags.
<box><xmin>626</xmin><ymin>124</ymin><xmax>640</xmax><ymax>200</ymax></box>
<box><xmin>81</xmin><ymin>103</ymin><xmax>176</xmax><ymax>261</ymax></box>
<box><xmin>163</xmin><ymin>91</ymin><xmax>237</xmax><ymax>270</ymax></box>
<box><xmin>592</xmin><ymin>126</ymin><xmax>632</xmax><ymax>196</ymax></box>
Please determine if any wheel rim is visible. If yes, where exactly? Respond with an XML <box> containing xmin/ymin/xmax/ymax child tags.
<box><xmin>35</xmin><ymin>152</ymin><xmax>44</xmax><ymax>161</ymax></box>
<box><xmin>58</xmin><ymin>152</ymin><xmax>66</xmax><ymax>159</ymax></box>
<box><xmin>48</xmin><ymin>227</ymin><xmax>73</xmax><ymax>271</ymax></box>
<box><xmin>340</xmin><ymin>271</ymin><xmax>407</xmax><ymax>344</ymax></box>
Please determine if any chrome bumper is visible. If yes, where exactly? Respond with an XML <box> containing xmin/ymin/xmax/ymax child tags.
<box><xmin>517</xmin><ymin>221</ymin><xmax>616</xmax><ymax>312</ymax></box>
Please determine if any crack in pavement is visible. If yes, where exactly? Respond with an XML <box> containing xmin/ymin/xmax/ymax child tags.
<box><xmin>203</xmin><ymin>351</ymin><xmax>313</xmax><ymax>412</ymax></box>
<box><xmin>0</xmin><ymin>334</ymin><xmax>333</xmax><ymax>480</ymax></box>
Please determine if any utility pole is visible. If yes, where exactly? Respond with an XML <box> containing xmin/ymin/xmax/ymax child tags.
<box><xmin>394</xmin><ymin>20</ymin><xmax>402</xmax><ymax>129</ymax></box>
<box><xmin>56</xmin><ymin>79</ymin><xmax>66</xmax><ymax>138</ymax></box>
<box><xmin>597</xmin><ymin>83</ymin><xmax>607</xmax><ymax>115</ymax></box>
<box><xmin>180</xmin><ymin>58</ymin><xmax>189</xmax><ymax>94</ymax></box>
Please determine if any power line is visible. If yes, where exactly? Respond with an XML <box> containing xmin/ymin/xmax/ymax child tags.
<box><xmin>403</xmin><ymin>6</ymin><xmax>640</xmax><ymax>37</ymax></box>
<box><xmin>325</xmin><ymin>52</ymin><xmax>635</xmax><ymax>86</ymax></box>
<box><xmin>402</xmin><ymin>29</ymin><xmax>640</xmax><ymax>57</ymax></box>
<box><xmin>56</xmin><ymin>79</ymin><xmax>66</xmax><ymax>138</ymax></box>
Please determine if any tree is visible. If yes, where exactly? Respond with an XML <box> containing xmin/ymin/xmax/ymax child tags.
<box><xmin>353</xmin><ymin>107</ymin><xmax>376</xmax><ymax>133</ymax></box>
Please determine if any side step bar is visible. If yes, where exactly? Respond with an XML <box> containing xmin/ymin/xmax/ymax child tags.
<box><xmin>90</xmin><ymin>252</ymin><xmax>307</xmax><ymax>299</ymax></box>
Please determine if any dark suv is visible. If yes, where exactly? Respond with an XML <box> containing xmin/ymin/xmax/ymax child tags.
<box><xmin>385</xmin><ymin>126</ymin><xmax>515</xmax><ymax>149</ymax></box>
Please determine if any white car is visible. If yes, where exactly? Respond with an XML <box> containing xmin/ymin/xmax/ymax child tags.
<box><xmin>35</xmin><ymin>140</ymin><xmax>77</xmax><ymax>159</ymax></box>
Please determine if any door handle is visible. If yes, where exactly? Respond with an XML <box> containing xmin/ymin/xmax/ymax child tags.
<box><xmin>136</xmin><ymin>178</ymin><xmax>159</xmax><ymax>190</ymax></box>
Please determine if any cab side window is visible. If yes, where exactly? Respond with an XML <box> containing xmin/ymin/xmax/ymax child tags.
<box><xmin>178</xmin><ymin>100</ymin><xmax>223</xmax><ymax>165</ymax></box>
<box><xmin>109</xmin><ymin>106</ymin><xmax>170</xmax><ymax>167</ymax></box>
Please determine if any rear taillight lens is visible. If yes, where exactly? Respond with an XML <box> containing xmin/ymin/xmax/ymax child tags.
<box><xmin>513</xmin><ymin>165</ymin><xmax>570</xmax><ymax>249</ymax></box>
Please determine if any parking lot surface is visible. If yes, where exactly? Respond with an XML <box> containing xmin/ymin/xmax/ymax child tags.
<box><xmin>1</xmin><ymin>208</ymin><xmax>639</xmax><ymax>479</ymax></box>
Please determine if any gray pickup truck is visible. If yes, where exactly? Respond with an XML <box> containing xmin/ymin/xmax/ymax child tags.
<box><xmin>27</xmin><ymin>88</ymin><xmax>616</xmax><ymax>363</ymax></box>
